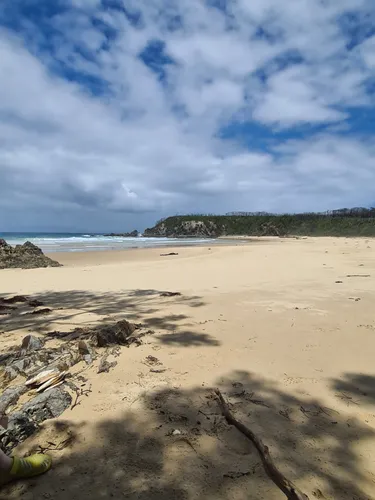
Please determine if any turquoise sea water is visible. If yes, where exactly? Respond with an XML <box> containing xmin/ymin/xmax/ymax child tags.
<box><xmin>0</xmin><ymin>232</ymin><xmax>218</xmax><ymax>253</ymax></box>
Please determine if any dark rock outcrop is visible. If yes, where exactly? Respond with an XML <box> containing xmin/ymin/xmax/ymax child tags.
<box><xmin>104</xmin><ymin>230</ymin><xmax>139</xmax><ymax>237</ymax></box>
<box><xmin>0</xmin><ymin>239</ymin><xmax>61</xmax><ymax>269</ymax></box>
<box><xmin>0</xmin><ymin>388</ymin><xmax>72</xmax><ymax>451</ymax></box>
<box><xmin>95</xmin><ymin>320</ymin><xmax>137</xmax><ymax>347</ymax></box>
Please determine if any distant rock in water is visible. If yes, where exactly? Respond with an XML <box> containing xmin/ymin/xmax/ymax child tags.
<box><xmin>104</xmin><ymin>230</ymin><xmax>139</xmax><ymax>237</ymax></box>
<box><xmin>0</xmin><ymin>239</ymin><xmax>61</xmax><ymax>269</ymax></box>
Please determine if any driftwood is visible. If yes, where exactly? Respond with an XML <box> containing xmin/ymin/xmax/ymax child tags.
<box><xmin>214</xmin><ymin>389</ymin><xmax>309</xmax><ymax>500</ymax></box>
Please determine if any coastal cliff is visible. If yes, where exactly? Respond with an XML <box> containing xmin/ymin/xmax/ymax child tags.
<box><xmin>144</xmin><ymin>210</ymin><xmax>375</xmax><ymax>238</ymax></box>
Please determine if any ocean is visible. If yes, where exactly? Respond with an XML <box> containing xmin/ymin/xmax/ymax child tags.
<box><xmin>0</xmin><ymin>232</ymin><xmax>218</xmax><ymax>253</ymax></box>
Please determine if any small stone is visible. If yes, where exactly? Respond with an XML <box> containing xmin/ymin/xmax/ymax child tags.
<box><xmin>172</xmin><ymin>429</ymin><xmax>181</xmax><ymax>436</ymax></box>
<box><xmin>78</xmin><ymin>340</ymin><xmax>96</xmax><ymax>365</ymax></box>
<box><xmin>21</xmin><ymin>335</ymin><xmax>44</xmax><ymax>353</ymax></box>
<box><xmin>4</xmin><ymin>366</ymin><xmax>19</xmax><ymax>382</ymax></box>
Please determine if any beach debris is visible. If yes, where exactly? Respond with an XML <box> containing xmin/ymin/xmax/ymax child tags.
<box><xmin>29</xmin><ymin>307</ymin><xmax>52</xmax><ymax>315</ymax></box>
<box><xmin>312</xmin><ymin>489</ymin><xmax>325</xmax><ymax>499</ymax></box>
<box><xmin>97</xmin><ymin>354</ymin><xmax>117</xmax><ymax>374</ymax></box>
<box><xmin>215</xmin><ymin>389</ymin><xmax>309</xmax><ymax>500</ymax></box>
<box><xmin>35</xmin><ymin>372</ymin><xmax>67</xmax><ymax>393</ymax></box>
<box><xmin>28</xmin><ymin>299</ymin><xmax>44</xmax><ymax>307</ymax></box>
<box><xmin>0</xmin><ymin>304</ymin><xmax>16</xmax><ymax>315</ymax></box>
<box><xmin>160</xmin><ymin>291</ymin><xmax>182</xmax><ymax>297</ymax></box>
<box><xmin>223</xmin><ymin>470</ymin><xmax>251</xmax><ymax>479</ymax></box>
<box><xmin>299</xmin><ymin>405</ymin><xmax>338</xmax><ymax>418</ymax></box>
<box><xmin>21</xmin><ymin>335</ymin><xmax>44</xmax><ymax>353</ymax></box>
<box><xmin>26</xmin><ymin>369</ymin><xmax>60</xmax><ymax>387</ymax></box>
<box><xmin>160</xmin><ymin>252</ymin><xmax>179</xmax><ymax>256</ymax></box>
<box><xmin>1</xmin><ymin>295</ymin><xmax>28</xmax><ymax>304</ymax></box>
<box><xmin>172</xmin><ymin>429</ymin><xmax>182</xmax><ymax>436</ymax></box>
<box><xmin>144</xmin><ymin>355</ymin><xmax>162</xmax><ymax>367</ymax></box>
<box><xmin>0</xmin><ymin>239</ymin><xmax>61</xmax><ymax>269</ymax></box>
<box><xmin>335</xmin><ymin>280</ymin><xmax>343</xmax><ymax>284</ymax></box>
<box><xmin>69</xmin><ymin>382</ymin><xmax>92</xmax><ymax>410</ymax></box>
<box><xmin>348</xmin><ymin>297</ymin><xmax>361</xmax><ymax>301</ymax></box>
<box><xmin>346</xmin><ymin>274</ymin><xmax>370</xmax><ymax>278</ymax></box>
<box><xmin>26</xmin><ymin>368</ymin><xmax>67</xmax><ymax>393</ymax></box>
<box><xmin>336</xmin><ymin>392</ymin><xmax>360</xmax><ymax>406</ymax></box>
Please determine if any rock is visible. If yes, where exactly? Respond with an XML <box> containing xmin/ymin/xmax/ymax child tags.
<box><xmin>21</xmin><ymin>335</ymin><xmax>44</xmax><ymax>353</ymax></box>
<box><xmin>172</xmin><ymin>429</ymin><xmax>182</xmax><ymax>436</ymax></box>
<box><xmin>145</xmin><ymin>219</ymin><xmax>222</xmax><ymax>238</ymax></box>
<box><xmin>1</xmin><ymin>413</ymin><xmax>38</xmax><ymax>451</ymax></box>
<box><xmin>0</xmin><ymin>385</ymin><xmax>28</xmax><ymax>415</ymax></box>
<box><xmin>1</xmin><ymin>388</ymin><xmax>72</xmax><ymax>451</ymax></box>
<box><xmin>3</xmin><ymin>365</ymin><xmax>19</xmax><ymax>382</ymax></box>
<box><xmin>21</xmin><ymin>387</ymin><xmax>72</xmax><ymax>422</ymax></box>
<box><xmin>78</xmin><ymin>340</ymin><xmax>96</xmax><ymax>365</ymax></box>
<box><xmin>10</xmin><ymin>357</ymin><xmax>32</xmax><ymax>374</ymax></box>
<box><xmin>160</xmin><ymin>291</ymin><xmax>182</xmax><ymax>297</ymax></box>
<box><xmin>103</xmin><ymin>230</ymin><xmax>139</xmax><ymax>237</ymax></box>
<box><xmin>95</xmin><ymin>320</ymin><xmax>137</xmax><ymax>347</ymax></box>
<box><xmin>0</xmin><ymin>240</ymin><xmax>61</xmax><ymax>269</ymax></box>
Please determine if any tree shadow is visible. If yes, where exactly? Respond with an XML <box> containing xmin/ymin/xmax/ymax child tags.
<box><xmin>156</xmin><ymin>331</ymin><xmax>220</xmax><ymax>346</ymax></box>
<box><xmin>331</xmin><ymin>372</ymin><xmax>375</xmax><ymax>407</ymax></box>
<box><xmin>4</xmin><ymin>371</ymin><xmax>374</xmax><ymax>500</ymax></box>
<box><xmin>0</xmin><ymin>289</ymin><xmax>218</xmax><ymax>348</ymax></box>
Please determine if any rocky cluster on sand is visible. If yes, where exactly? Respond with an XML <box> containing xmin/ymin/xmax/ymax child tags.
<box><xmin>0</xmin><ymin>239</ymin><xmax>61</xmax><ymax>269</ymax></box>
<box><xmin>0</xmin><ymin>294</ymin><xmax>153</xmax><ymax>451</ymax></box>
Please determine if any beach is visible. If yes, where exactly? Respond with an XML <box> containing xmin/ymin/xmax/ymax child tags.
<box><xmin>2</xmin><ymin>236</ymin><xmax>375</xmax><ymax>499</ymax></box>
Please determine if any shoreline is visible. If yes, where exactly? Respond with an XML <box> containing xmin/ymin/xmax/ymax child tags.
<box><xmin>46</xmin><ymin>237</ymin><xmax>283</xmax><ymax>266</ymax></box>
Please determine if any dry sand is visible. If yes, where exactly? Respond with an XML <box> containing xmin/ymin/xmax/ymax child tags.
<box><xmin>1</xmin><ymin>237</ymin><xmax>375</xmax><ymax>499</ymax></box>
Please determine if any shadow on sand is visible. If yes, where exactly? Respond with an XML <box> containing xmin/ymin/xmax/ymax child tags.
<box><xmin>0</xmin><ymin>289</ymin><xmax>219</xmax><ymax>348</ymax></box>
<box><xmin>4</xmin><ymin>370</ymin><xmax>374</xmax><ymax>500</ymax></box>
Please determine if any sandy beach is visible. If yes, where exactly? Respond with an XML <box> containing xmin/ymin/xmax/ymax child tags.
<box><xmin>2</xmin><ymin>237</ymin><xmax>375</xmax><ymax>499</ymax></box>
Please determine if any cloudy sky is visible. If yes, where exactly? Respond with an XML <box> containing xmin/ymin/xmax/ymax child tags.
<box><xmin>0</xmin><ymin>0</ymin><xmax>375</xmax><ymax>232</ymax></box>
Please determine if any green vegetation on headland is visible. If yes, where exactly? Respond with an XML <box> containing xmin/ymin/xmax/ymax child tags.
<box><xmin>144</xmin><ymin>208</ymin><xmax>375</xmax><ymax>238</ymax></box>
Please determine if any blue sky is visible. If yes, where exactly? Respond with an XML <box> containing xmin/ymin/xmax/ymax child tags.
<box><xmin>0</xmin><ymin>0</ymin><xmax>375</xmax><ymax>231</ymax></box>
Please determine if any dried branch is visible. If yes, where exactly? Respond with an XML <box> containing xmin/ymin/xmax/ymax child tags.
<box><xmin>214</xmin><ymin>389</ymin><xmax>309</xmax><ymax>500</ymax></box>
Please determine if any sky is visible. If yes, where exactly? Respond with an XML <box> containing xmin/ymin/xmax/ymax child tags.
<box><xmin>0</xmin><ymin>0</ymin><xmax>375</xmax><ymax>232</ymax></box>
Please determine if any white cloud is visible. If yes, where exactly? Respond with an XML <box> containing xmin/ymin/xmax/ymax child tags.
<box><xmin>359</xmin><ymin>35</ymin><xmax>375</xmax><ymax>69</ymax></box>
<box><xmin>0</xmin><ymin>0</ymin><xmax>375</xmax><ymax>230</ymax></box>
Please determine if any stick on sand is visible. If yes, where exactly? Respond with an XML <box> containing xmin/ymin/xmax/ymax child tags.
<box><xmin>214</xmin><ymin>389</ymin><xmax>309</xmax><ymax>500</ymax></box>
